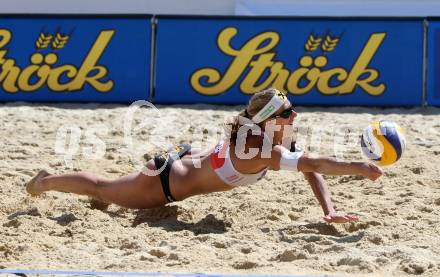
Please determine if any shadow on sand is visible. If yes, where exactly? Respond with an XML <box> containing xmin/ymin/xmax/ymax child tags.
<box><xmin>131</xmin><ymin>206</ymin><xmax>230</xmax><ymax>235</ymax></box>
<box><xmin>277</xmin><ymin>222</ymin><xmax>365</xmax><ymax>244</ymax></box>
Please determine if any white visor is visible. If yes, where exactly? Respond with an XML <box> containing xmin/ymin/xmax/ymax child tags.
<box><xmin>251</xmin><ymin>93</ymin><xmax>287</xmax><ymax>124</ymax></box>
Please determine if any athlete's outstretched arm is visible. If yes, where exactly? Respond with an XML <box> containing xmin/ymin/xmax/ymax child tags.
<box><xmin>264</xmin><ymin>146</ymin><xmax>373</xmax><ymax>223</ymax></box>
<box><xmin>266</xmin><ymin>145</ymin><xmax>383</xmax><ymax>181</ymax></box>
<box><xmin>298</xmin><ymin>155</ymin><xmax>383</xmax><ymax>181</ymax></box>
<box><xmin>303</xmin><ymin>172</ymin><xmax>358</xmax><ymax>223</ymax></box>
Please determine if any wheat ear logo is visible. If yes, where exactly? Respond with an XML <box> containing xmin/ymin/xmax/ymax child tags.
<box><xmin>321</xmin><ymin>34</ymin><xmax>340</xmax><ymax>52</ymax></box>
<box><xmin>304</xmin><ymin>34</ymin><xmax>322</xmax><ymax>52</ymax></box>
<box><xmin>51</xmin><ymin>33</ymin><xmax>70</xmax><ymax>50</ymax></box>
<box><xmin>35</xmin><ymin>30</ymin><xmax>71</xmax><ymax>50</ymax></box>
<box><xmin>35</xmin><ymin>32</ymin><xmax>53</xmax><ymax>49</ymax></box>
<box><xmin>304</xmin><ymin>33</ymin><xmax>341</xmax><ymax>53</ymax></box>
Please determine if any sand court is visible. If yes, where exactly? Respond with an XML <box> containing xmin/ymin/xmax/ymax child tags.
<box><xmin>0</xmin><ymin>103</ymin><xmax>439</xmax><ymax>276</ymax></box>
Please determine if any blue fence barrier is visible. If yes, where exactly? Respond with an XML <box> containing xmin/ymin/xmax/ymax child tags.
<box><xmin>154</xmin><ymin>17</ymin><xmax>423</xmax><ymax>106</ymax></box>
<box><xmin>0</xmin><ymin>16</ymin><xmax>151</xmax><ymax>102</ymax></box>
<box><xmin>428</xmin><ymin>20</ymin><xmax>440</xmax><ymax>106</ymax></box>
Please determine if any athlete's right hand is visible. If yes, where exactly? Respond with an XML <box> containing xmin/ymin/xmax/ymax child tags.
<box><xmin>361</xmin><ymin>163</ymin><xmax>383</xmax><ymax>181</ymax></box>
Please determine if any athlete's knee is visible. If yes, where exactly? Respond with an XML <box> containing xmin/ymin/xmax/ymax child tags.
<box><xmin>79</xmin><ymin>172</ymin><xmax>109</xmax><ymax>197</ymax></box>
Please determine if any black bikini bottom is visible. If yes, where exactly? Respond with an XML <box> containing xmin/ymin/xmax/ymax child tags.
<box><xmin>153</xmin><ymin>144</ymin><xmax>191</xmax><ymax>203</ymax></box>
<box><xmin>290</xmin><ymin>141</ymin><xmax>301</xmax><ymax>152</ymax></box>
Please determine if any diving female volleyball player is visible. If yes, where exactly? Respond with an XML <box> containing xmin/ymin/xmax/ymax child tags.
<box><xmin>26</xmin><ymin>88</ymin><xmax>383</xmax><ymax>224</ymax></box>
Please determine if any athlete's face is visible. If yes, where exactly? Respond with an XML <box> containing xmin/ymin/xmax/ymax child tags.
<box><xmin>262</xmin><ymin>100</ymin><xmax>297</xmax><ymax>145</ymax></box>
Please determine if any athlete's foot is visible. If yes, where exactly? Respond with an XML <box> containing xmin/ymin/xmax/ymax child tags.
<box><xmin>26</xmin><ymin>170</ymin><xmax>50</xmax><ymax>196</ymax></box>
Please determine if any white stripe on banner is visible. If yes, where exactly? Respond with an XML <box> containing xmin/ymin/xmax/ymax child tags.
<box><xmin>0</xmin><ymin>269</ymin><xmax>340</xmax><ymax>277</ymax></box>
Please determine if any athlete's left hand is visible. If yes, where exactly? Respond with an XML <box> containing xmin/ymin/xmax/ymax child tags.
<box><xmin>323</xmin><ymin>211</ymin><xmax>358</xmax><ymax>224</ymax></box>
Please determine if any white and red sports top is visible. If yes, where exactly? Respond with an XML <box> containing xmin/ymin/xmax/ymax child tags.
<box><xmin>210</xmin><ymin>140</ymin><xmax>267</xmax><ymax>186</ymax></box>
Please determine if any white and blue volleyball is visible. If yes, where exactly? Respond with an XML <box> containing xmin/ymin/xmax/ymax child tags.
<box><xmin>360</xmin><ymin>120</ymin><xmax>406</xmax><ymax>166</ymax></box>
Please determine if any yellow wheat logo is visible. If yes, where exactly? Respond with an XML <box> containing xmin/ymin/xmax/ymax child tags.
<box><xmin>35</xmin><ymin>33</ymin><xmax>53</xmax><ymax>49</ymax></box>
<box><xmin>52</xmin><ymin>33</ymin><xmax>69</xmax><ymax>50</ymax></box>
<box><xmin>321</xmin><ymin>35</ymin><xmax>339</xmax><ymax>52</ymax></box>
<box><xmin>304</xmin><ymin>34</ymin><xmax>322</xmax><ymax>52</ymax></box>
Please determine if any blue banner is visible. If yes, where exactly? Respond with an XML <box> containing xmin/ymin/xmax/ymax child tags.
<box><xmin>428</xmin><ymin>21</ymin><xmax>440</xmax><ymax>106</ymax></box>
<box><xmin>155</xmin><ymin>18</ymin><xmax>423</xmax><ymax>106</ymax></box>
<box><xmin>0</xmin><ymin>17</ymin><xmax>151</xmax><ymax>102</ymax></box>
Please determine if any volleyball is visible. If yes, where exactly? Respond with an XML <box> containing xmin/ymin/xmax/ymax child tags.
<box><xmin>360</xmin><ymin>120</ymin><xmax>406</xmax><ymax>166</ymax></box>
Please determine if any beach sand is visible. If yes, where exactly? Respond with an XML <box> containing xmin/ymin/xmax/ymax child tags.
<box><xmin>0</xmin><ymin>103</ymin><xmax>439</xmax><ymax>276</ymax></box>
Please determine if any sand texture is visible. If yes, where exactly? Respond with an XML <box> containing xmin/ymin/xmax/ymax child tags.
<box><xmin>0</xmin><ymin>103</ymin><xmax>439</xmax><ymax>276</ymax></box>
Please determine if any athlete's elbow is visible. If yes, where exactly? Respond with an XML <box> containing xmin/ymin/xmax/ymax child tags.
<box><xmin>297</xmin><ymin>155</ymin><xmax>316</xmax><ymax>172</ymax></box>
